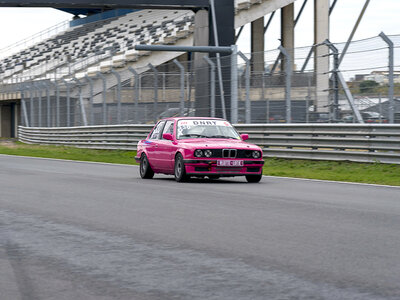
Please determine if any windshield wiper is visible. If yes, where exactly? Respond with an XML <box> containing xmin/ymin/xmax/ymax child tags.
<box><xmin>208</xmin><ymin>135</ymin><xmax>237</xmax><ymax>139</ymax></box>
<box><xmin>179</xmin><ymin>134</ymin><xmax>208</xmax><ymax>138</ymax></box>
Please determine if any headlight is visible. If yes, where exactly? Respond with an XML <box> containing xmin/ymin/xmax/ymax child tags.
<box><xmin>194</xmin><ymin>149</ymin><xmax>203</xmax><ymax>157</ymax></box>
<box><xmin>204</xmin><ymin>149</ymin><xmax>212</xmax><ymax>157</ymax></box>
<box><xmin>252</xmin><ymin>150</ymin><xmax>261</xmax><ymax>159</ymax></box>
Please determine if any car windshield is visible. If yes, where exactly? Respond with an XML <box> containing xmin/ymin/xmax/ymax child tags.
<box><xmin>177</xmin><ymin>119</ymin><xmax>240</xmax><ymax>140</ymax></box>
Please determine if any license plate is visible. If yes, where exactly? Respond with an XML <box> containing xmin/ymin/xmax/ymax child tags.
<box><xmin>217</xmin><ymin>160</ymin><xmax>244</xmax><ymax>167</ymax></box>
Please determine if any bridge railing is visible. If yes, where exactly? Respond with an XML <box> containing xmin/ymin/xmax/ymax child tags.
<box><xmin>18</xmin><ymin>124</ymin><xmax>400</xmax><ymax>164</ymax></box>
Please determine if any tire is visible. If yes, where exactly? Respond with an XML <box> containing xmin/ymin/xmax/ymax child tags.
<box><xmin>174</xmin><ymin>153</ymin><xmax>188</xmax><ymax>182</ymax></box>
<box><xmin>245</xmin><ymin>174</ymin><xmax>262</xmax><ymax>183</ymax></box>
<box><xmin>140</xmin><ymin>154</ymin><xmax>154</xmax><ymax>179</ymax></box>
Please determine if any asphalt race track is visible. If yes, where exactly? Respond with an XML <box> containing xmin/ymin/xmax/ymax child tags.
<box><xmin>1</xmin><ymin>154</ymin><xmax>400</xmax><ymax>299</ymax></box>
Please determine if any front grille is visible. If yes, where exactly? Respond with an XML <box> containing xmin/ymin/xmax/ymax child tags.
<box><xmin>199</xmin><ymin>149</ymin><xmax>258</xmax><ymax>159</ymax></box>
<box><xmin>247</xmin><ymin>167</ymin><xmax>260</xmax><ymax>172</ymax></box>
<box><xmin>223</xmin><ymin>149</ymin><xmax>237</xmax><ymax>158</ymax></box>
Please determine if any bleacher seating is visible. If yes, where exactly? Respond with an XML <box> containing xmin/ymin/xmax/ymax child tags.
<box><xmin>0</xmin><ymin>9</ymin><xmax>195</xmax><ymax>81</ymax></box>
<box><xmin>0</xmin><ymin>0</ymin><xmax>291</xmax><ymax>85</ymax></box>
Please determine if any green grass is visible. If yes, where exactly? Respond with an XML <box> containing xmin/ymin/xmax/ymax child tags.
<box><xmin>0</xmin><ymin>142</ymin><xmax>137</xmax><ymax>165</ymax></box>
<box><xmin>264</xmin><ymin>158</ymin><xmax>400</xmax><ymax>186</ymax></box>
<box><xmin>0</xmin><ymin>142</ymin><xmax>399</xmax><ymax>186</ymax></box>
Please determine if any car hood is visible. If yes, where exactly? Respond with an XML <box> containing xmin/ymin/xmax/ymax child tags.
<box><xmin>178</xmin><ymin>139</ymin><xmax>260</xmax><ymax>150</ymax></box>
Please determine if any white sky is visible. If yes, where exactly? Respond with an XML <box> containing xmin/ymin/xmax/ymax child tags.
<box><xmin>0</xmin><ymin>0</ymin><xmax>399</xmax><ymax>53</ymax></box>
<box><xmin>237</xmin><ymin>0</ymin><xmax>400</xmax><ymax>53</ymax></box>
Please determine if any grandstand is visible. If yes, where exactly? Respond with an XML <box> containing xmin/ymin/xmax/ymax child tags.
<box><xmin>0</xmin><ymin>0</ymin><xmax>290</xmax><ymax>83</ymax></box>
<box><xmin>0</xmin><ymin>9</ymin><xmax>195</xmax><ymax>81</ymax></box>
<box><xmin>0</xmin><ymin>0</ymin><xmax>298</xmax><ymax>137</ymax></box>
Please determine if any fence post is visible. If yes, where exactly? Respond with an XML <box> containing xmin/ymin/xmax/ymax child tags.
<box><xmin>20</xmin><ymin>85</ymin><xmax>30</xmax><ymax>127</ymax></box>
<box><xmin>43</xmin><ymin>82</ymin><xmax>51</xmax><ymax>127</ymax></box>
<box><xmin>173</xmin><ymin>59</ymin><xmax>185</xmax><ymax>117</ymax></box>
<box><xmin>85</xmin><ymin>75</ymin><xmax>94</xmax><ymax>126</ymax></box>
<box><xmin>30</xmin><ymin>82</ymin><xmax>35</xmax><ymax>127</ymax></box>
<box><xmin>279</xmin><ymin>45</ymin><xmax>292</xmax><ymax>123</ymax></box>
<box><xmin>318</xmin><ymin>40</ymin><xmax>362</xmax><ymax>123</ymax></box>
<box><xmin>238</xmin><ymin>51</ymin><xmax>251</xmax><ymax>123</ymax></box>
<box><xmin>73</xmin><ymin>77</ymin><xmax>88</xmax><ymax>126</ymax></box>
<box><xmin>230</xmin><ymin>45</ymin><xmax>238</xmax><ymax>124</ymax></box>
<box><xmin>337</xmin><ymin>72</ymin><xmax>364</xmax><ymax>123</ymax></box>
<box><xmin>306</xmin><ymin>74</ymin><xmax>311</xmax><ymax>123</ymax></box>
<box><xmin>128</xmin><ymin>67</ymin><xmax>140</xmax><ymax>124</ymax></box>
<box><xmin>110</xmin><ymin>69</ymin><xmax>122</xmax><ymax>124</ymax></box>
<box><xmin>323</xmin><ymin>40</ymin><xmax>340</xmax><ymax>121</ymax></box>
<box><xmin>96</xmin><ymin>72</ymin><xmax>107</xmax><ymax>125</ymax></box>
<box><xmin>21</xmin><ymin>99</ymin><xmax>29</xmax><ymax>127</ymax></box>
<box><xmin>379</xmin><ymin>32</ymin><xmax>394</xmax><ymax>124</ymax></box>
<box><xmin>162</xmin><ymin>72</ymin><xmax>166</xmax><ymax>102</ymax></box>
<box><xmin>61</xmin><ymin>79</ymin><xmax>71</xmax><ymax>127</ymax></box>
<box><xmin>48</xmin><ymin>80</ymin><xmax>59</xmax><ymax>127</ymax></box>
<box><xmin>204</xmin><ymin>56</ymin><xmax>216</xmax><ymax>118</ymax></box>
<box><xmin>148</xmin><ymin>63</ymin><xmax>159</xmax><ymax>123</ymax></box>
<box><xmin>34</xmin><ymin>82</ymin><xmax>42</xmax><ymax>127</ymax></box>
<box><xmin>18</xmin><ymin>84</ymin><xmax>23</xmax><ymax>127</ymax></box>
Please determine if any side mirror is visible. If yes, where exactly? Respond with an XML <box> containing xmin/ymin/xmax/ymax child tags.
<box><xmin>163</xmin><ymin>133</ymin><xmax>173</xmax><ymax>141</ymax></box>
<box><xmin>241</xmin><ymin>134</ymin><xmax>249</xmax><ymax>141</ymax></box>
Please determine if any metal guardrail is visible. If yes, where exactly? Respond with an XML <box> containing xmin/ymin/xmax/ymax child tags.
<box><xmin>18</xmin><ymin>124</ymin><xmax>400</xmax><ymax>164</ymax></box>
<box><xmin>18</xmin><ymin>124</ymin><xmax>154</xmax><ymax>151</ymax></box>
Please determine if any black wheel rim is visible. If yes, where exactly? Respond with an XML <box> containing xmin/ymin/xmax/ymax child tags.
<box><xmin>175</xmin><ymin>158</ymin><xmax>182</xmax><ymax>178</ymax></box>
<box><xmin>141</xmin><ymin>156</ymin><xmax>147</xmax><ymax>176</ymax></box>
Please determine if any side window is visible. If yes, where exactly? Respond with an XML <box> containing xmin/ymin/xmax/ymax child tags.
<box><xmin>162</xmin><ymin>121</ymin><xmax>174</xmax><ymax>139</ymax></box>
<box><xmin>149</xmin><ymin>121</ymin><xmax>165</xmax><ymax>139</ymax></box>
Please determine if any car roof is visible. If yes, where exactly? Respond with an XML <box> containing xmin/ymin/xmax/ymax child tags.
<box><xmin>160</xmin><ymin>117</ymin><xmax>226</xmax><ymax>122</ymax></box>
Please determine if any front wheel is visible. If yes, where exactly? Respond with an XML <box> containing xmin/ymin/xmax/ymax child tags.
<box><xmin>174</xmin><ymin>153</ymin><xmax>188</xmax><ymax>182</ymax></box>
<box><xmin>245</xmin><ymin>174</ymin><xmax>262</xmax><ymax>183</ymax></box>
<box><xmin>140</xmin><ymin>154</ymin><xmax>154</xmax><ymax>179</ymax></box>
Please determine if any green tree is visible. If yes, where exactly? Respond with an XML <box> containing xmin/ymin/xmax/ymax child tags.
<box><xmin>359</xmin><ymin>80</ymin><xmax>379</xmax><ymax>93</ymax></box>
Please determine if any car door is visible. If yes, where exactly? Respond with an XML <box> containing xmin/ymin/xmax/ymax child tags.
<box><xmin>145</xmin><ymin>121</ymin><xmax>165</xmax><ymax>172</ymax></box>
<box><xmin>157</xmin><ymin>120</ymin><xmax>176</xmax><ymax>172</ymax></box>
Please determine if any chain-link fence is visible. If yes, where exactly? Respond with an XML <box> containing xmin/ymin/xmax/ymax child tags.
<box><xmin>3</xmin><ymin>33</ymin><xmax>400</xmax><ymax>126</ymax></box>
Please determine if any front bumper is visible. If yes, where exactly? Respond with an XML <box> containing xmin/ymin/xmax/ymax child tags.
<box><xmin>183</xmin><ymin>159</ymin><xmax>264</xmax><ymax>176</ymax></box>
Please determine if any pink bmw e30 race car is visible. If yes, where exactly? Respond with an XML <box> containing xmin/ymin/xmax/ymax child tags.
<box><xmin>135</xmin><ymin>117</ymin><xmax>264</xmax><ymax>182</ymax></box>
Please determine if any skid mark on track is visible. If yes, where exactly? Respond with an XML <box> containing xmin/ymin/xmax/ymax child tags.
<box><xmin>0</xmin><ymin>209</ymin><xmax>394</xmax><ymax>300</ymax></box>
<box><xmin>4</xmin><ymin>242</ymin><xmax>39</xmax><ymax>300</ymax></box>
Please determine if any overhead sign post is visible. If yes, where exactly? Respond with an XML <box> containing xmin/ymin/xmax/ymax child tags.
<box><xmin>135</xmin><ymin>45</ymin><xmax>232</xmax><ymax>54</ymax></box>
<box><xmin>0</xmin><ymin>0</ymin><xmax>209</xmax><ymax>9</ymax></box>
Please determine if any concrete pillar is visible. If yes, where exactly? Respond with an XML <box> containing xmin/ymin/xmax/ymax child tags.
<box><xmin>314</xmin><ymin>0</ymin><xmax>330</xmax><ymax>112</ymax></box>
<box><xmin>251</xmin><ymin>17</ymin><xmax>265</xmax><ymax>74</ymax></box>
<box><xmin>194</xmin><ymin>9</ymin><xmax>210</xmax><ymax>116</ymax></box>
<box><xmin>13</xmin><ymin>103</ymin><xmax>17</xmax><ymax>138</ymax></box>
<box><xmin>281</xmin><ymin>3</ymin><xmax>295</xmax><ymax>71</ymax></box>
<box><xmin>209</xmin><ymin>0</ymin><xmax>235</xmax><ymax>119</ymax></box>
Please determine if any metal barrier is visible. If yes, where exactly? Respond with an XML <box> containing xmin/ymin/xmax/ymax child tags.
<box><xmin>18</xmin><ymin>124</ymin><xmax>400</xmax><ymax>164</ymax></box>
<box><xmin>18</xmin><ymin>124</ymin><xmax>153</xmax><ymax>151</ymax></box>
